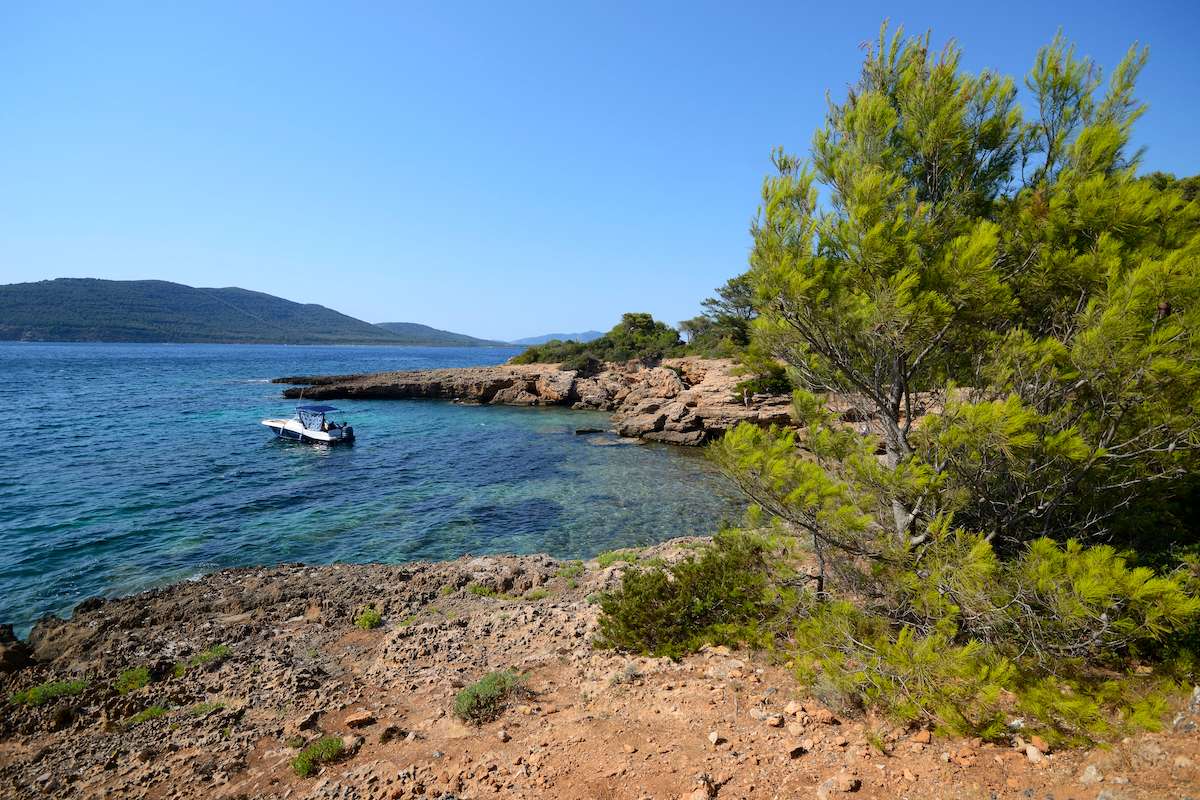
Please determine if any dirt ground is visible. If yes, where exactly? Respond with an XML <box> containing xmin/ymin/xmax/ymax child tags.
<box><xmin>2</xmin><ymin>539</ymin><xmax>1198</xmax><ymax>800</ymax></box>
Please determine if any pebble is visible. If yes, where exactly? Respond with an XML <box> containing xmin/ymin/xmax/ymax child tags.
<box><xmin>816</xmin><ymin>772</ymin><xmax>860</xmax><ymax>800</ymax></box>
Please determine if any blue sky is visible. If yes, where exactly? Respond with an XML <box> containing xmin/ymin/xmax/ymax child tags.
<box><xmin>2</xmin><ymin>1</ymin><xmax>1198</xmax><ymax>341</ymax></box>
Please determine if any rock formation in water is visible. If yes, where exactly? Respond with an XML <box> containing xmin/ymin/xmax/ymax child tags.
<box><xmin>274</xmin><ymin>358</ymin><xmax>795</xmax><ymax>445</ymax></box>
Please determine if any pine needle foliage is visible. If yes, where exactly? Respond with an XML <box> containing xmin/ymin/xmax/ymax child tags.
<box><xmin>599</xmin><ymin>23</ymin><xmax>1200</xmax><ymax>745</ymax></box>
<box><xmin>594</xmin><ymin>532</ymin><xmax>790</xmax><ymax>659</ymax></box>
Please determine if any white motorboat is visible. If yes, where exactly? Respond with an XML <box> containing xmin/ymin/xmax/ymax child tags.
<box><xmin>262</xmin><ymin>404</ymin><xmax>355</xmax><ymax>445</ymax></box>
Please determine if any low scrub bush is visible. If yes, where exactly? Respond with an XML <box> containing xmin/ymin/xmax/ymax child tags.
<box><xmin>115</xmin><ymin>666</ymin><xmax>151</xmax><ymax>695</ymax></box>
<box><xmin>187</xmin><ymin>701</ymin><xmax>224</xmax><ymax>717</ymax></box>
<box><xmin>732</xmin><ymin>363</ymin><xmax>792</xmax><ymax>398</ymax></box>
<box><xmin>124</xmin><ymin>705</ymin><xmax>168</xmax><ymax>728</ymax></box>
<box><xmin>595</xmin><ymin>549</ymin><xmax>641</xmax><ymax>568</ymax></box>
<box><xmin>595</xmin><ymin>532</ymin><xmax>784</xmax><ymax>659</ymax></box>
<box><xmin>453</xmin><ymin>669</ymin><xmax>525</xmax><ymax>724</ymax></box>
<box><xmin>10</xmin><ymin>678</ymin><xmax>88</xmax><ymax>707</ymax></box>
<box><xmin>292</xmin><ymin>736</ymin><xmax>344</xmax><ymax>777</ymax></box>
<box><xmin>173</xmin><ymin>644</ymin><xmax>231</xmax><ymax>677</ymax></box>
<box><xmin>354</xmin><ymin>607</ymin><xmax>383</xmax><ymax>630</ymax></box>
<box><xmin>556</xmin><ymin>560</ymin><xmax>584</xmax><ymax>579</ymax></box>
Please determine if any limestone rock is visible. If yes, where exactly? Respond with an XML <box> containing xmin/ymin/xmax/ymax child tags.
<box><xmin>0</xmin><ymin>625</ymin><xmax>33</xmax><ymax>673</ymax></box>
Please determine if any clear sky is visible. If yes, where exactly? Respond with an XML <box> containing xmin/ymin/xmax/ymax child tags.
<box><xmin>2</xmin><ymin>1</ymin><xmax>1198</xmax><ymax>341</ymax></box>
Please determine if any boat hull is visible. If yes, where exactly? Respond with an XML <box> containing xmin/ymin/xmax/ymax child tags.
<box><xmin>261</xmin><ymin>419</ymin><xmax>354</xmax><ymax>445</ymax></box>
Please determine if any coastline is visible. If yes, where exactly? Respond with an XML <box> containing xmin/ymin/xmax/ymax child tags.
<box><xmin>3</xmin><ymin>541</ymin><xmax>1198</xmax><ymax>799</ymax></box>
<box><xmin>275</xmin><ymin>358</ymin><xmax>795</xmax><ymax>446</ymax></box>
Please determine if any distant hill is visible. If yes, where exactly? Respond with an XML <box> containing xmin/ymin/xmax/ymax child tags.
<box><xmin>510</xmin><ymin>330</ymin><xmax>603</xmax><ymax>345</ymax></box>
<box><xmin>374</xmin><ymin>322</ymin><xmax>507</xmax><ymax>347</ymax></box>
<box><xmin>0</xmin><ymin>279</ymin><xmax>500</xmax><ymax>346</ymax></box>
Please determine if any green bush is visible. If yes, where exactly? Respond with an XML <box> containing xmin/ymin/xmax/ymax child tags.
<box><xmin>512</xmin><ymin>313</ymin><xmax>684</xmax><ymax>368</ymax></box>
<box><xmin>187</xmin><ymin>701</ymin><xmax>224</xmax><ymax>717</ymax></box>
<box><xmin>595</xmin><ymin>533</ymin><xmax>781</xmax><ymax>659</ymax></box>
<box><xmin>453</xmin><ymin>670</ymin><xmax>525</xmax><ymax>724</ymax></box>
<box><xmin>124</xmin><ymin>705</ymin><xmax>168</xmax><ymax>728</ymax></box>
<box><xmin>10</xmin><ymin>678</ymin><xmax>88</xmax><ymax>707</ymax></box>
<box><xmin>115</xmin><ymin>666</ymin><xmax>151</xmax><ymax>695</ymax></box>
<box><xmin>732</xmin><ymin>363</ymin><xmax>792</xmax><ymax>397</ymax></box>
<box><xmin>173</xmin><ymin>644</ymin><xmax>231</xmax><ymax>677</ymax></box>
<box><xmin>354</xmin><ymin>607</ymin><xmax>383</xmax><ymax>630</ymax></box>
<box><xmin>556</xmin><ymin>561</ymin><xmax>584</xmax><ymax>579</ymax></box>
<box><xmin>595</xmin><ymin>549</ymin><xmax>641</xmax><ymax>568</ymax></box>
<box><xmin>292</xmin><ymin>736</ymin><xmax>344</xmax><ymax>777</ymax></box>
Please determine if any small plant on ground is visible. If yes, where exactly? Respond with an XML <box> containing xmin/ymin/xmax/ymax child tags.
<box><xmin>397</xmin><ymin>614</ymin><xmax>418</xmax><ymax>627</ymax></box>
<box><xmin>468</xmin><ymin>583</ymin><xmax>501</xmax><ymax>598</ymax></box>
<box><xmin>595</xmin><ymin>549</ymin><xmax>641</xmax><ymax>568</ymax></box>
<box><xmin>556</xmin><ymin>561</ymin><xmax>584</xmax><ymax>580</ymax></box>
<box><xmin>187</xmin><ymin>701</ymin><xmax>225</xmax><ymax>717</ymax></box>
<box><xmin>453</xmin><ymin>669</ymin><xmax>525</xmax><ymax>724</ymax></box>
<box><xmin>354</xmin><ymin>606</ymin><xmax>383</xmax><ymax>630</ymax></box>
<box><xmin>173</xmin><ymin>644</ymin><xmax>231</xmax><ymax>677</ymax></box>
<box><xmin>124</xmin><ymin>705</ymin><xmax>168</xmax><ymax>728</ymax></box>
<box><xmin>439</xmin><ymin>584</ymin><xmax>455</xmax><ymax>596</ymax></box>
<box><xmin>523</xmin><ymin>588</ymin><xmax>550</xmax><ymax>601</ymax></box>
<box><xmin>115</xmin><ymin>666</ymin><xmax>151</xmax><ymax>695</ymax></box>
<box><xmin>292</xmin><ymin>736</ymin><xmax>344</xmax><ymax>777</ymax></box>
<box><xmin>10</xmin><ymin>678</ymin><xmax>89</xmax><ymax>707</ymax></box>
<box><xmin>608</xmin><ymin>662</ymin><xmax>643</xmax><ymax>686</ymax></box>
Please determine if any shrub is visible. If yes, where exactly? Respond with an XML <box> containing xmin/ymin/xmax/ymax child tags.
<box><xmin>523</xmin><ymin>588</ymin><xmax>550</xmax><ymax>601</ymax></box>
<box><xmin>595</xmin><ymin>532</ymin><xmax>780</xmax><ymax>659</ymax></box>
<box><xmin>115</xmin><ymin>666</ymin><xmax>151</xmax><ymax>695</ymax></box>
<box><xmin>732</xmin><ymin>363</ymin><xmax>792</xmax><ymax>398</ymax></box>
<box><xmin>468</xmin><ymin>583</ymin><xmax>500</xmax><ymax>598</ymax></box>
<box><xmin>556</xmin><ymin>560</ymin><xmax>582</xmax><ymax>580</ymax></box>
<box><xmin>595</xmin><ymin>549</ymin><xmax>640</xmax><ymax>568</ymax></box>
<box><xmin>453</xmin><ymin>670</ymin><xmax>525</xmax><ymax>724</ymax></box>
<box><xmin>187</xmin><ymin>701</ymin><xmax>224</xmax><ymax>717</ymax></box>
<box><xmin>124</xmin><ymin>705</ymin><xmax>168</xmax><ymax>728</ymax></box>
<box><xmin>292</xmin><ymin>736</ymin><xmax>344</xmax><ymax>777</ymax></box>
<box><xmin>512</xmin><ymin>313</ymin><xmax>684</xmax><ymax>368</ymax></box>
<box><xmin>173</xmin><ymin>644</ymin><xmax>231</xmax><ymax>677</ymax></box>
<box><xmin>10</xmin><ymin>678</ymin><xmax>88</xmax><ymax>707</ymax></box>
<box><xmin>354</xmin><ymin>607</ymin><xmax>383</xmax><ymax>630</ymax></box>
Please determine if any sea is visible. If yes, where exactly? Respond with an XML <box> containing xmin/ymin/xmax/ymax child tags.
<box><xmin>1</xmin><ymin>342</ymin><xmax>743</xmax><ymax>636</ymax></box>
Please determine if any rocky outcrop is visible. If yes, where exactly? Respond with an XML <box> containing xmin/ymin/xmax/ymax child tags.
<box><xmin>274</xmin><ymin>358</ymin><xmax>794</xmax><ymax>445</ymax></box>
<box><xmin>3</xmin><ymin>545</ymin><xmax>1197</xmax><ymax>800</ymax></box>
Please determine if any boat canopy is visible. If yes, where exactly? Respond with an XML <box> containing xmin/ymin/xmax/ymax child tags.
<box><xmin>297</xmin><ymin>404</ymin><xmax>340</xmax><ymax>431</ymax></box>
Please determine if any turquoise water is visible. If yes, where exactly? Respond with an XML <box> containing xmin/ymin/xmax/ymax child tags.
<box><xmin>1</xmin><ymin>343</ymin><xmax>742</xmax><ymax>635</ymax></box>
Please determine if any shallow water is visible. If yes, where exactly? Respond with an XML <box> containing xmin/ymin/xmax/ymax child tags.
<box><xmin>1</xmin><ymin>343</ymin><xmax>742</xmax><ymax>634</ymax></box>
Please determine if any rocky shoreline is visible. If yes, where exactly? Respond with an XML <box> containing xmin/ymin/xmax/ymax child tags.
<box><xmin>274</xmin><ymin>358</ymin><xmax>794</xmax><ymax>446</ymax></box>
<box><xmin>2</xmin><ymin>541</ymin><xmax>1199</xmax><ymax>799</ymax></box>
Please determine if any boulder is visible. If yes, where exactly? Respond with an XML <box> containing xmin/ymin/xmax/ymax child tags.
<box><xmin>0</xmin><ymin>624</ymin><xmax>33</xmax><ymax>673</ymax></box>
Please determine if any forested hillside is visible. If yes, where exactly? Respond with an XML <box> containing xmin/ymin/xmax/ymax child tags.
<box><xmin>0</xmin><ymin>279</ymin><xmax>495</xmax><ymax>345</ymax></box>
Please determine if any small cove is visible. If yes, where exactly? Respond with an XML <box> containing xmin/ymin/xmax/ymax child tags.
<box><xmin>1</xmin><ymin>342</ymin><xmax>743</xmax><ymax>635</ymax></box>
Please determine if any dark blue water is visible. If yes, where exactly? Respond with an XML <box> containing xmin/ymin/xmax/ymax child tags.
<box><xmin>1</xmin><ymin>343</ymin><xmax>741</xmax><ymax>635</ymax></box>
